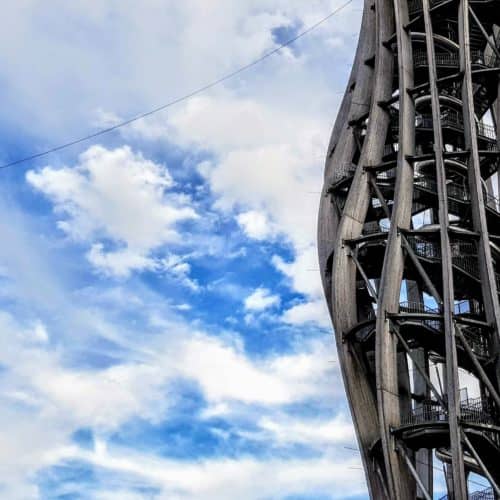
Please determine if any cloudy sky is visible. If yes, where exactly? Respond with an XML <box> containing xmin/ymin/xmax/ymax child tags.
<box><xmin>0</xmin><ymin>1</ymin><xmax>367</xmax><ymax>498</ymax></box>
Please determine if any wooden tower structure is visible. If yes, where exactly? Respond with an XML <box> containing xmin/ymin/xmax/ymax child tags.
<box><xmin>318</xmin><ymin>0</ymin><xmax>500</xmax><ymax>497</ymax></box>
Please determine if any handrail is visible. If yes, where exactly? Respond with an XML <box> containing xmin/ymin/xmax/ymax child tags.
<box><xmin>394</xmin><ymin>108</ymin><xmax>496</xmax><ymax>141</ymax></box>
<box><xmin>461</xmin><ymin>326</ymin><xmax>490</xmax><ymax>357</ymax></box>
<box><xmin>363</xmin><ymin>220</ymin><xmax>390</xmax><ymax>234</ymax></box>
<box><xmin>485</xmin><ymin>191</ymin><xmax>500</xmax><ymax>213</ymax></box>
<box><xmin>404</xmin><ymin>234</ymin><xmax>500</xmax><ymax>303</ymax></box>
<box><xmin>383</xmin><ymin>143</ymin><xmax>398</xmax><ymax>157</ymax></box>
<box><xmin>377</xmin><ymin>167</ymin><xmax>397</xmax><ymax>180</ymax></box>
<box><xmin>454</xmin><ymin>300</ymin><xmax>484</xmax><ymax>316</ymax></box>
<box><xmin>399</xmin><ymin>301</ymin><xmax>440</xmax><ymax>314</ymax></box>
<box><xmin>408</xmin><ymin>0</ymin><xmax>445</xmax><ymax>15</ymax></box>
<box><xmin>439</xmin><ymin>486</ymin><xmax>495</xmax><ymax>500</ymax></box>
<box><xmin>401</xmin><ymin>397</ymin><xmax>496</xmax><ymax>426</ymax></box>
<box><xmin>477</xmin><ymin>121</ymin><xmax>496</xmax><ymax>141</ymax></box>
<box><xmin>331</xmin><ymin>163</ymin><xmax>357</xmax><ymax>183</ymax></box>
<box><xmin>413</xmin><ymin>50</ymin><xmax>459</xmax><ymax>68</ymax></box>
<box><xmin>414</xmin><ymin>175</ymin><xmax>470</xmax><ymax>202</ymax></box>
<box><xmin>411</xmin><ymin>173</ymin><xmax>500</xmax><ymax>215</ymax></box>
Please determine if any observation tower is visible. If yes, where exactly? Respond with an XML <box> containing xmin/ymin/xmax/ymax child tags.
<box><xmin>318</xmin><ymin>0</ymin><xmax>500</xmax><ymax>497</ymax></box>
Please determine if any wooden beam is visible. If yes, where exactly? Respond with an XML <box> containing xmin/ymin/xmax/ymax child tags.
<box><xmin>391</xmin><ymin>322</ymin><xmax>447</xmax><ymax>408</ymax></box>
<box><xmin>400</xmin><ymin>234</ymin><xmax>443</xmax><ymax>304</ymax></box>
<box><xmin>397</xmin><ymin>445</ymin><xmax>433</xmax><ymax>500</ymax></box>
<box><xmin>422</xmin><ymin>0</ymin><xmax>467</xmax><ymax>495</ymax></box>
<box><xmin>468</xmin><ymin>5</ymin><xmax>500</xmax><ymax>61</ymax></box>
<box><xmin>461</xmin><ymin>431</ymin><xmax>500</xmax><ymax>496</ymax></box>
<box><xmin>455</xmin><ymin>324</ymin><xmax>500</xmax><ymax>409</ymax></box>
<box><xmin>350</xmin><ymin>250</ymin><xmax>379</xmax><ymax>301</ymax></box>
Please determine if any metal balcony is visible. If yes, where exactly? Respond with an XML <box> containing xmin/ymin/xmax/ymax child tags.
<box><xmin>416</xmin><ymin>111</ymin><xmax>497</xmax><ymax>142</ymax></box>
<box><xmin>331</xmin><ymin>163</ymin><xmax>357</xmax><ymax>183</ymax></box>
<box><xmin>439</xmin><ymin>487</ymin><xmax>495</xmax><ymax>500</ymax></box>
<box><xmin>362</xmin><ymin>220</ymin><xmax>390</xmax><ymax>235</ymax></box>
<box><xmin>401</xmin><ymin>397</ymin><xmax>496</xmax><ymax>427</ymax></box>
<box><xmin>399</xmin><ymin>301</ymin><xmax>440</xmax><ymax>314</ymax></box>
<box><xmin>413</xmin><ymin>51</ymin><xmax>459</xmax><ymax>68</ymax></box>
<box><xmin>413</xmin><ymin>49</ymin><xmax>498</xmax><ymax>69</ymax></box>
<box><xmin>461</xmin><ymin>326</ymin><xmax>490</xmax><ymax>358</ymax></box>
<box><xmin>408</xmin><ymin>0</ymin><xmax>445</xmax><ymax>16</ymax></box>
<box><xmin>414</xmin><ymin>175</ymin><xmax>470</xmax><ymax>203</ymax></box>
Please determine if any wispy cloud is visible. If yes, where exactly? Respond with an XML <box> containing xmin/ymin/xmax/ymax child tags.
<box><xmin>0</xmin><ymin>0</ymin><xmax>363</xmax><ymax>497</ymax></box>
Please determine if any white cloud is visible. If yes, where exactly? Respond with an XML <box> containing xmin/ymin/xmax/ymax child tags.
<box><xmin>0</xmin><ymin>2</ymin><xmax>365</xmax><ymax>497</ymax></box>
<box><xmin>2</xmin><ymin>0</ymin><xmax>360</xmax><ymax>300</ymax></box>
<box><xmin>0</xmin><ymin>0</ymin><xmax>360</xmax><ymax>143</ymax></box>
<box><xmin>282</xmin><ymin>299</ymin><xmax>331</xmax><ymax>328</ymax></box>
<box><xmin>236</xmin><ymin>210</ymin><xmax>274</xmax><ymax>240</ymax></box>
<box><xmin>174</xmin><ymin>303</ymin><xmax>192</xmax><ymax>311</ymax></box>
<box><xmin>0</xmin><ymin>309</ymin><xmax>337</xmax><ymax>431</ymax></box>
<box><xmin>244</xmin><ymin>287</ymin><xmax>280</xmax><ymax>311</ymax></box>
<box><xmin>160</xmin><ymin>92</ymin><xmax>329</xmax><ymax>304</ymax></box>
<box><xmin>0</xmin><ymin>304</ymin><xmax>345</xmax><ymax>495</ymax></box>
<box><xmin>49</xmin><ymin>443</ymin><xmax>366</xmax><ymax>500</ymax></box>
<box><xmin>257</xmin><ymin>412</ymin><xmax>356</xmax><ymax>446</ymax></box>
<box><xmin>30</xmin><ymin>320</ymin><xmax>50</xmax><ymax>343</ymax></box>
<box><xmin>159</xmin><ymin>254</ymin><xmax>200</xmax><ymax>291</ymax></box>
<box><xmin>272</xmin><ymin>246</ymin><xmax>323</xmax><ymax>299</ymax></box>
<box><xmin>27</xmin><ymin>145</ymin><xmax>197</xmax><ymax>277</ymax></box>
<box><xmin>169</xmin><ymin>95</ymin><xmax>325</xmax><ymax>247</ymax></box>
<box><xmin>87</xmin><ymin>244</ymin><xmax>157</xmax><ymax>277</ymax></box>
<box><xmin>177</xmin><ymin>334</ymin><xmax>337</xmax><ymax>405</ymax></box>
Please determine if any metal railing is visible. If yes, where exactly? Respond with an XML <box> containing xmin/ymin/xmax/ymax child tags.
<box><xmin>408</xmin><ymin>0</ymin><xmax>444</xmax><ymax>15</ymax></box>
<box><xmin>404</xmin><ymin>235</ymin><xmax>499</xmax><ymax>306</ymax></box>
<box><xmin>461</xmin><ymin>396</ymin><xmax>498</xmax><ymax>425</ymax></box>
<box><xmin>439</xmin><ymin>487</ymin><xmax>495</xmax><ymax>500</ymax></box>
<box><xmin>461</xmin><ymin>326</ymin><xmax>490</xmax><ymax>358</ymax></box>
<box><xmin>471</xmin><ymin>51</ymin><xmax>499</xmax><ymax>68</ymax></box>
<box><xmin>376</xmin><ymin>167</ymin><xmax>397</xmax><ymax>180</ymax></box>
<box><xmin>412</xmin><ymin>176</ymin><xmax>500</xmax><ymax>215</ymax></box>
<box><xmin>332</xmin><ymin>163</ymin><xmax>357</xmax><ymax>183</ymax></box>
<box><xmin>401</xmin><ymin>400</ymin><xmax>446</xmax><ymax>425</ymax></box>
<box><xmin>382</xmin><ymin>143</ymin><xmax>398</xmax><ymax>158</ymax></box>
<box><xmin>362</xmin><ymin>220</ymin><xmax>390</xmax><ymax>235</ymax></box>
<box><xmin>407</xmin><ymin>235</ymin><xmax>441</xmax><ymax>260</ymax></box>
<box><xmin>477</xmin><ymin>121</ymin><xmax>497</xmax><ymax>140</ymax></box>
<box><xmin>401</xmin><ymin>397</ymin><xmax>496</xmax><ymax>426</ymax></box>
<box><xmin>414</xmin><ymin>175</ymin><xmax>470</xmax><ymax>202</ymax></box>
<box><xmin>399</xmin><ymin>301</ymin><xmax>441</xmax><ymax>314</ymax></box>
<box><xmin>406</xmin><ymin>235</ymin><xmax>483</xmax><ymax>282</ymax></box>
<box><xmin>451</xmin><ymin>240</ymin><xmax>478</xmax><ymax>277</ymax></box>
<box><xmin>484</xmin><ymin>141</ymin><xmax>499</xmax><ymax>152</ymax></box>
<box><xmin>485</xmin><ymin>191</ymin><xmax>500</xmax><ymax>213</ymax></box>
<box><xmin>413</xmin><ymin>50</ymin><xmax>459</xmax><ymax>68</ymax></box>
<box><xmin>409</xmin><ymin>109</ymin><xmax>496</xmax><ymax>141</ymax></box>
<box><xmin>454</xmin><ymin>300</ymin><xmax>484</xmax><ymax>316</ymax></box>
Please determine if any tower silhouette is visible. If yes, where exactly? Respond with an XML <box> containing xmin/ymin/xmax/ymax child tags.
<box><xmin>318</xmin><ymin>0</ymin><xmax>500</xmax><ymax>498</ymax></box>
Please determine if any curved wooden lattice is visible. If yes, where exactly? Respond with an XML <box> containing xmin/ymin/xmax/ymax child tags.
<box><xmin>318</xmin><ymin>0</ymin><xmax>500</xmax><ymax>498</ymax></box>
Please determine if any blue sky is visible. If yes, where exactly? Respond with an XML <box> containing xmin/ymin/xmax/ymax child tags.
<box><xmin>0</xmin><ymin>1</ymin><xmax>369</xmax><ymax>498</ymax></box>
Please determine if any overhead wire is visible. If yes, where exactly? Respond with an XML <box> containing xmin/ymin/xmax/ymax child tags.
<box><xmin>0</xmin><ymin>0</ymin><xmax>356</xmax><ymax>171</ymax></box>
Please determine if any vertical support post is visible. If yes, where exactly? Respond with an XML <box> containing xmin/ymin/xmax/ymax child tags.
<box><xmin>397</xmin><ymin>445</ymin><xmax>433</xmax><ymax>500</ymax></box>
<box><xmin>421</xmin><ymin>0</ymin><xmax>468</xmax><ymax>496</ymax></box>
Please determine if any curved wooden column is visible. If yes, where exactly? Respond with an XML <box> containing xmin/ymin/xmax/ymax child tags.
<box><xmin>328</xmin><ymin>0</ymin><xmax>396</xmax><ymax>496</ymax></box>
<box><xmin>318</xmin><ymin>0</ymin><xmax>373</xmax><ymax>304</ymax></box>
<box><xmin>374</xmin><ymin>0</ymin><xmax>416</xmax><ymax>497</ymax></box>
<box><xmin>422</xmin><ymin>0</ymin><xmax>467</xmax><ymax>496</ymax></box>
